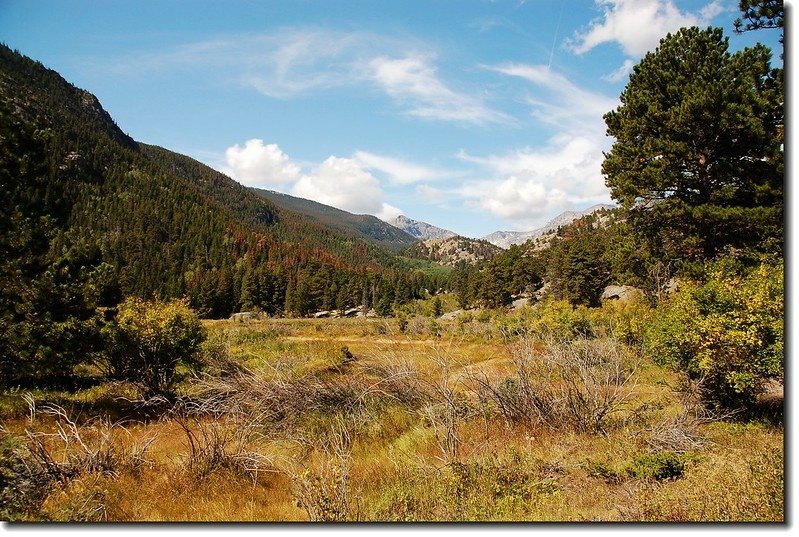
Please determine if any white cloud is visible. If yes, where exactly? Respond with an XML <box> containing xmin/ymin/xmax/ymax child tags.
<box><xmin>369</xmin><ymin>55</ymin><xmax>512</xmax><ymax>125</ymax></box>
<box><xmin>602</xmin><ymin>58</ymin><xmax>637</xmax><ymax>82</ymax></box>
<box><xmin>107</xmin><ymin>29</ymin><xmax>505</xmax><ymax>126</ymax></box>
<box><xmin>458</xmin><ymin>134</ymin><xmax>611</xmax><ymax>229</ymax></box>
<box><xmin>699</xmin><ymin>1</ymin><xmax>726</xmax><ymax>23</ymax></box>
<box><xmin>224</xmin><ymin>139</ymin><xmax>301</xmax><ymax>187</ymax></box>
<box><xmin>464</xmin><ymin>175</ymin><xmax>570</xmax><ymax>222</ymax></box>
<box><xmin>456</xmin><ymin>64</ymin><xmax>618</xmax><ymax>229</ymax></box>
<box><xmin>222</xmin><ymin>141</ymin><xmax>405</xmax><ymax>219</ymax></box>
<box><xmin>487</xmin><ymin>63</ymin><xmax>617</xmax><ymax>133</ymax></box>
<box><xmin>376</xmin><ymin>203</ymin><xmax>404</xmax><ymax>222</ymax></box>
<box><xmin>242</xmin><ymin>29</ymin><xmax>369</xmax><ymax>98</ymax></box>
<box><xmin>570</xmin><ymin>0</ymin><xmax>724</xmax><ymax>57</ymax></box>
<box><xmin>354</xmin><ymin>150</ymin><xmax>444</xmax><ymax>184</ymax></box>
<box><xmin>291</xmin><ymin>156</ymin><xmax>385</xmax><ymax>215</ymax></box>
<box><xmin>415</xmin><ymin>184</ymin><xmax>446</xmax><ymax>201</ymax></box>
<box><xmin>107</xmin><ymin>29</ymin><xmax>372</xmax><ymax>98</ymax></box>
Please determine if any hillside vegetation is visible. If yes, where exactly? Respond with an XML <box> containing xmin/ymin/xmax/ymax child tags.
<box><xmin>405</xmin><ymin>236</ymin><xmax>502</xmax><ymax>267</ymax></box>
<box><xmin>0</xmin><ymin>43</ymin><xmax>443</xmax><ymax>325</ymax></box>
<box><xmin>251</xmin><ymin>188</ymin><xmax>416</xmax><ymax>252</ymax></box>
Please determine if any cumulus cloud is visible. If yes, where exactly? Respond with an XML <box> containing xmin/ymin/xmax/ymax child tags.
<box><xmin>291</xmin><ymin>156</ymin><xmax>385</xmax><ymax>215</ymax></box>
<box><xmin>464</xmin><ymin>174</ymin><xmax>569</xmax><ymax>222</ymax></box>
<box><xmin>224</xmin><ymin>139</ymin><xmax>301</xmax><ymax>187</ymax></box>
<box><xmin>570</xmin><ymin>0</ymin><xmax>724</xmax><ymax>57</ymax></box>
<box><xmin>458</xmin><ymin>134</ymin><xmax>611</xmax><ymax>229</ymax></box>
<box><xmin>222</xmin><ymin>140</ymin><xmax>406</xmax><ymax>219</ymax></box>
<box><xmin>376</xmin><ymin>203</ymin><xmax>404</xmax><ymax>222</ymax></box>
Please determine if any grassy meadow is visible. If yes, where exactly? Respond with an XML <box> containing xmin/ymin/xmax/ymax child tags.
<box><xmin>0</xmin><ymin>299</ymin><xmax>783</xmax><ymax>522</ymax></box>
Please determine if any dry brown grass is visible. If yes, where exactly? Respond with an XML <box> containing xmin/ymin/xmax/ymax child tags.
<box><xmin>1</xmin><ymin>316</ymin><xmax>783</xmax><ymax>522</ymax></box>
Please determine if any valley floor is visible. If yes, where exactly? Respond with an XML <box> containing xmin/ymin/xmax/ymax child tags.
<box><xmin>1</xmin><ymin>315</ymin><xmax>784</xmax><ymax>522</ymax></box>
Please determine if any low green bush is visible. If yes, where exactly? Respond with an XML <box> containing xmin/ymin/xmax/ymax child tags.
<box><xmin>103</xmin><ymin>297</ymin><xmax>206</xmax><ymax>398</ymax></box>
<box><xmin>644</xmin><ymin>259</ymin><xmax>783</xmax><ymax>411</ymax></box>
<box><xmin>627</xmin><ymin>452</ymin><xmax>689</xmax><ymax>481</ymax></box>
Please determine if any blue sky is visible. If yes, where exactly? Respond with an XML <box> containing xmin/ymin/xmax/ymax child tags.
<box><xmin>0</xmin><ymin>0</ymin><xmax>784</xmax><ymax>238</ymax></box>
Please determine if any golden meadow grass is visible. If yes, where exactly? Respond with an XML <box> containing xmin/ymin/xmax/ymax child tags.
<box><xmin>0</xmin><ymin>309</ymin><xmax>783</xmax><ymax>522</ymax></box>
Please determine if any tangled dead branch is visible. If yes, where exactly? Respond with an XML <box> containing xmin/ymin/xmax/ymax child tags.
<box><xmin>2</xmin><ymin>395</ymin><xmax>155</xmax><ymax>518</ymax></box>
<box><xmin>468</xmin><ymin>336</ymin><xmax>637</xmax><ymax>433</ymax></box>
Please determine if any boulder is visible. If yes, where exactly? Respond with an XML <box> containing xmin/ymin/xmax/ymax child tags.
<box><xmin>533</xmin><ymin>282</ymin><xmax>551</xmax><ymax>301</ymax></box>
<box><xmin>437</xmin><ymin>309</ymin><xmax>463</xmax><ymax>321</ymax></box>
<box><xmin>511</xmin><ymin>297</ymin><xmax>529</xmax><ymax>310</ymax></box>
<box><xmin>601</xmin><ymin>285</ymin><xmax>644</xmax><ymax>302</ymax></box>
<box><xmin>230</xmin><ymin>311</ymin><xmax>258</xmax><ymax>322</ymax></box>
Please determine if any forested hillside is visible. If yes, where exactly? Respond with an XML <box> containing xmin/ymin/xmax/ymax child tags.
<box><xmin>0</xmin><ymin>44</ymin><xmax>441</xmax><ymax>325</ymax></box>
<box><xmin>251</xmin><ymin>188</ymin><xmax>416</xmax><ymax>251</ymax></box>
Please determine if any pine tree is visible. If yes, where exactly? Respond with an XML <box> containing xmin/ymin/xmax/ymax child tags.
<box><xmin>734</xmin><ymin>1</ymin><xmax>784</xmax><ymax>39</ymax></box>
<box><xmin>603</xmin><ymin>27</ymin><xmax>782</xmax><ymax>263</ymax></box>
<box><xmin>0</xmin><ymin>107</ymin><xmax>106</xmax><ymax>386</ymax></box>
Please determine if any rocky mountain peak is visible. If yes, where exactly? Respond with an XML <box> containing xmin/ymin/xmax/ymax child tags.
<box><xmin>389</xmin><ymin>215</ymin><xmax>457</xmax><ymax>241</ymax></box>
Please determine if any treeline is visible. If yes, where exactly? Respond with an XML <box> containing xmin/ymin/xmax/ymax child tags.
<box><xmin>449</xmin><ymin>210</ymin><xmax>620</xmax><ymax>309</ymax></box>
<box><xmin>187</xmin><ymin>260</ymin><xmax>443</xmax><ymax>319</ymax></box>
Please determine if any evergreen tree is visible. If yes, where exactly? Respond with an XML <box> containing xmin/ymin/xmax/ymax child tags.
<box><xmin>603</xmin><ymin>27</ymin><xmax>783</xmax><ymax>263</ymax></box>
<box><xmin>430</xmin><ymin>295</ymin><xmax>443</xmax><ymax>318</ymax></box>
<box><xmin>547</xmin><ymin>221</ymin><xmax>611</xmax><ymax>308</ymax></box>
<box><xmin>239</xmin><ymin>266</ymin><xmax>260</xmax><ymax>311</ymax></box>
<box><xmin>0</xmin><ymin>106</ymin><xmax>106</xmax><ymax>386</ymax></box>
<box><xmin>734</xmin><ymin>0</ymin><xmax>784</xmax><ymax>40</ymax></box>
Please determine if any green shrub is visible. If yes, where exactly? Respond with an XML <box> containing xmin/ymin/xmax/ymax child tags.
<box><xmin>489</xmin><ymin>301</ymin><xmax>596</xmax><ymax>342</ymax></box>
<box><xmin>397</xmin><ymin>314</ymin><xmax>408</xmax><ymax>333</ymax></box>
<box><xmin>627</xmin><ymin>452</ymin><xmax>689</xmax><ymax>481</ymax></box>
<box><xmin>585</xmin><ymin>451</ymin><xmax>692</xmax><ymax>483</ymax></box>
<box><xmin>0</xmin><ymin>433</ymin><xmax>46</xmax><ymax>520</ymax></box>
<box><xmin>429</xmin><ymin>296</ymin><xmax>443</xmax><ymax>318</ymax></box>
<box><xmin>103</xmin><ymin>297</ymin><xmax>206</xmax><ymax>398</ymax></box>
<box><xmin>589</xmin><ymin>299</ymin><xmax>652</xmax><ymax>346</ymax></box>
<box><xmin>644</xmin><ymin>260</ymin><xmax>783</xmax><ymax>411</ymax></box>
<box><xmin>428</xmin><ymin>319</ymin><xmax>441</xmax><ymax>337</ymax></box>
<box><xmin>455</xmin><ymin>310</ymin><xmax>473</xmax><ymax>324</ymax></box>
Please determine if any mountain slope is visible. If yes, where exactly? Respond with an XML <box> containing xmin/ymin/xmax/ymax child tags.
<box><xmin>0</xmin><ymin>44</ymin><xmax>436</xmax><ymax>318</ymax></box>
<box><xmin>389</xmin><ymin>215</ymin><xmax>456</xmax><ymax>240</ymax></box>
<box><xmin>405</xmin><ymin>236</ymin><xmax>501</xmax><ymax>267</ymax></box>
<box><xmin>483</xmin><ymin>204</ymin><xmax>616</xmax><ymax>248</ymax></box>
<box><xmin>251</xmin><ymin>189</ymin><xmax>416</xmax><ymax>252</ymax></box>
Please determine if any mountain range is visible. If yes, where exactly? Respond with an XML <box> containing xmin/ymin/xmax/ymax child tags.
<box><xmin>481</xmin><ymin>204</ymin><xmax>616</xmax><ymax>249</ymax></box>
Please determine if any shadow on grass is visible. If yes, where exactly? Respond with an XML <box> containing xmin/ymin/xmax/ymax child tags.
<box><xmin>748</xmin><ymin>388</ymin><xmax>784</xmax><ymax>426</ymax></box>
<box><xmin>0</xmin><ymin>375</ymin><xmax>175</xmax><ymax>423</ymax></box>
